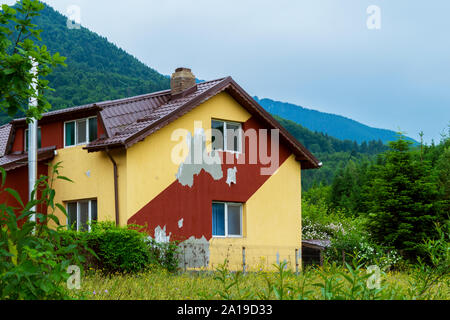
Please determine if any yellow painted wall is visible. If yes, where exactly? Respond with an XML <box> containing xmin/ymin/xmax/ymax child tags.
<box><xmin>125</xmin><ymin>92</ymin><xmax>252</xmax><ymax>222</ymax></box>
<box><xmin>50</xmin><ymin>145</ymin><xmax>127</xmax><ymax>226</ymax></box>
<box><xmin>50</xmin><ymin>91</ymin><xmax>303</xmax><ymax>272</ymax></box>
<box><xmin>208</xmin><ymin>154</ymin><xmax>302</xmax><ymax>271</ymax></box>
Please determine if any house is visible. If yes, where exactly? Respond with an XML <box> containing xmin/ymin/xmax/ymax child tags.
<box><xmin>0</xmin><ymin>68</ymin><xmax>321</xmax><ymax>270</ymax></box>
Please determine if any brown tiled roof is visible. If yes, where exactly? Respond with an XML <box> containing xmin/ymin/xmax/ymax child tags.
<box><xmin>0</xmin><ymin>124</ymin><xmax>13</xmax><ymax>157</ymax></box>
<box><xmin>86</xmin><ymin>78</ymin><xmax>226</xmax><ymax>150</ymax></box>
<box><xmin>3</xmin><ymin>76</ymin><xmax>321</xmax><ymax>170</ymax></box>
<box><xmin>0</xmin><ymin>146</ymin><xmax>56</xmax><ymax>172</ymax></box>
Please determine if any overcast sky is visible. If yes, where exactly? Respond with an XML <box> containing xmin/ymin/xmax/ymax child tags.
<box><xmin>4</xmin><ymin>0</ymin><xmax>450</xmax><ymax>143</ymax></box>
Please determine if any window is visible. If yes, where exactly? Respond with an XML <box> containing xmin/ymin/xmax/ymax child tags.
<box><xmin>67</xmin><ymin>199</ymin><xmax>98</xmax><ymax>231</ymax></box>
<box><xmin>211</xmin><ymin>120</ymin><xmax>242</xmax><ymax>153</ymax></box>
<box><xmin>64</xmin><ymin>117</ymin><xmax>97</xmax><ymax>147</ymax></box>
<box><xmin>212</xmin><ymin>202</ymin><xmax>243</xmax><ymax>237</ymax></box>
<box><xmin>24</xmin><ymin>127</ymin><xmax>42</xmax><ymax>152</ymax></box>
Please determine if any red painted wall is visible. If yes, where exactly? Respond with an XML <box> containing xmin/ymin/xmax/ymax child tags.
<box><xmin>0</xmin><ymin>164</ymin><xmax>49</xmax><ymax>227</ymax></box>
<box><xmin>11</xmin><ymin>127</ymin><xmax>24</xmax><ymax>152</ymax></box>
<box><xmin>41</xmin><ymin>122</ymin><xmax>63</xmax><ymax>149</ymax></box>
<box><xmin>10</xmin><ymin>116</ymin><xmax>104</xmax><ymax>152</ymax></box>
<box><xmin>128</xmin><ymin>116</ymin><xmax>292</xmax><ymax>242</ymax></box>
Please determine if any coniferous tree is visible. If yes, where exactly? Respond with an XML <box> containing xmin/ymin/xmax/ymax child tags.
<box><xmin>364</xmin><ymin>136</ymin><xmax>445</xmax><ymax>259</ymax></box>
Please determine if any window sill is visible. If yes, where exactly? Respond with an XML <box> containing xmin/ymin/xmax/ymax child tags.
<box><xmin>212</xmin><ymin>149</ymin><xmax>242</xmax><ymax>155</ymax></box>
<box><xmin>212</xmin><ymin>235</ymin><xmax>244</xmax><ymax>239</ymax></box>
<box><xmin>63</xmin><ymin>143</ymin><xmax>88</xmax><ymax>149</ymax></box>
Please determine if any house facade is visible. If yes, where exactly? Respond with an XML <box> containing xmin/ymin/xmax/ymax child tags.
<box><xmin>0</xmin><ymin>68</ymin><xmax>320</xmax><ymax>270</ymax></box>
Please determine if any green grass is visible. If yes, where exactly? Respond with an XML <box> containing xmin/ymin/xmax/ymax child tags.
<box><xmin>66</xmin><ymin>262</ymin><xmax>449</xmax><ymax>300</ymax></box>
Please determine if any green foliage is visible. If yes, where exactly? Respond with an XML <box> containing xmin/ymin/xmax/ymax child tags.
<box><xmin>0</xmin><ymin>0</ymin><xmax>66</xmax><ymax>121</ymax></box>
<box><xmin>364</xmin><ymin>136</ymin><xmax>447</xmax><ymax>258</ymax></box>
<box><xmin>62</xmin><ymin>222</ymin><xmax>180</xmax><ymax>274</ymax></box>
<box><xmin>145</xmin><ymin>237</ymin><xmax>180</xmax><ymax>273</ymax></box>
<box><xmin>275</xmin><ymin>116</ymin><xmax>389</xmax><ymax>190</ymax></box>
<box><xmin>325</xmin><ymin>229</ymin><xmax>403</xmax><ymax>270</ymax></box>
<box><xmin>0</xmin><ymin>163</ymin><xmax>86</xmax><ymax>300</ymax></box>
<box><xmin>302</xmin><ymin>185</ymin><xmax>355</xmax><ymax>240</ymax></box>
<box><xmin>408</xmin><ymin>222</ymin><xmax>450</xmax><ymax>299</ymax></box>
<box><xmin>207</xmin><ymin>259</ymin><xmax>431</xmax><ymax>300</ymax></box>
<box><xmin>0</xmin><ymin>3</ymin><xmax>170</xmax><ymax>125</ymax></box>
<box><xmin>87</xmin><ymin>222</ymin><xmax>152</xmax><ymax>274</ymax></box>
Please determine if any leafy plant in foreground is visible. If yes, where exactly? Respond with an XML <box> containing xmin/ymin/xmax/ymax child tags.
<box><xmin>0</xmin><ymin>163</ymin><xmax>86</xmax><ymax>300</ymax></box>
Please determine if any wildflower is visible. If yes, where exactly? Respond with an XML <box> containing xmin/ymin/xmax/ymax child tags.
<box><xmin>105</xmin><ymin>289</ymin><xmax>108</xmax><ymax>293</ymax></box>
<box><xmin>93</xmin><ymin>290</ymin><xmax>96</xmax><ymax>295</ymax></box>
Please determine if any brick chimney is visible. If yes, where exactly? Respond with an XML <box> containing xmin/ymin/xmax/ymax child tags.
<box><xmin>170</xmin><ymin>67</ymin><xmax>197</xmax><ymax>97</ymax></box>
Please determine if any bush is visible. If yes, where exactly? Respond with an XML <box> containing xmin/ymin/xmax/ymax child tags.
<box><xmin>324</xmin><ymin>228</ymin><xmax>403</xmax><ymax>270</ymax></box>
<box><xmin>146</xmin><ymin>238</ymin><xmax>180</xmax><ymax>273</ymax></box>
<box><xmin>62</xmin><ymin>222</ymin><xmax>180</xmax><ymax>274</ymax></box>
<box><xmin>0</xmin><ymin>164</ymin><xmax>86</xmax><ymax>300</ymax></box>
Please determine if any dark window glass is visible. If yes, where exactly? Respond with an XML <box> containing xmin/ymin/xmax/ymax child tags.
<box><xmin>211</xmin><ymin>120</ymin><xmax>224</xmax><ymax>151</ymax></box>
<box><xmin>212</xmin><ymin>203</ymin><xmax>225</xmax><ymax>236</ymax></box>
<box><xmin>78</xmin><ymin>201</ymin><xmax>89</xmax><ymax>231</ymax></box>
<box><xmin>67</xmin><ymin>202</ymin><xmax>77</xmax><ymax>230</ymax></box>
<box><xmin>65</xmin><ymin>122</ymin><xmax>75</xmax><ymax>146</ymax></box>
<box><xmin>89</xmin><ymin>117</ymin><xmax>98</xmax><ymax>142</ymax></box>
<box><xmin>90</xmin><ymin>200</ymin><xmax>98</xmax><ymax>222</ymax></box>
<box><xmin>226</xmin><ymin>123</ymin><xmax>240</xmax><ymax>152</ymax></box>
<box><xmin>77</xmin><ymin>119</ymin><xmax>87</xmax><ymax>144</ymax></box>
<box><xmin>227</xmin><ymin>204</ymin><xmax>241</xmax><ymax>236</ymax></box>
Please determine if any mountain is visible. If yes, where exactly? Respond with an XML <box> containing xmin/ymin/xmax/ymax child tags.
<box><xmin>255</xmin><ymin>97</ymin><xmax>417</xmax><ymax>144</ymax></box>
<box><xmin>0</xmin><ymin>4</ymin><xmax>170</xmax><ymax>125</ymax></box>
<box><xmin>273</xmin><ymin>116</ymin><xmax>387</xmax><ymax>189</ymax></box>
<box><xmin>2</xmin><ymin>3</ymin><xmax>409</xmax><ymax>154</ymax></box>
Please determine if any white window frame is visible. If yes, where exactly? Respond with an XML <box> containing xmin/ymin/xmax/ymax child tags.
<box><xmin>211</xmin><ymin>119</ymin><xmax>243</xmax><ymax>154</ymax></box>
<box><xmin>66</xmin><ymin>199</ymin><xmax>97</xmax><ymax>232</ymax></box>
<box><xmin>212</xmin><ymin>201</ymin><xmax>243</xmax><ymax>238</ymax></box>
<box><xmin>24</xmin><ymin>127</ymin><xmax>42</xmax><ymax>152</ymax></box>
<box><xmin>64</xmin><ymin>116</ymin><xmax>97</xmax><ymax>148</ymax></box>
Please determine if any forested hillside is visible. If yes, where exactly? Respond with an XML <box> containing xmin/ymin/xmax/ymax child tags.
<box><xmin>258</xmin><ymin>97</ymin><xmax>417</xmax><ymax>144</ymax></box>
<box><xmin>0</xmin><ymin>4</ymin><xmax>170</xmax><ymax>125</ymax></box>
<box><xmin>274</xmin><ymin>116</ymin><xmax>388</xmax><ymax>189</ymax></box>
<box><xmin>0</xmin><ymin>2</ymin><xmax>394</xmax><ymax>193</ymax></box>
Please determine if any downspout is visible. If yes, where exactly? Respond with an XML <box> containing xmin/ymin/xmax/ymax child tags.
<box><xmin>105</xmin><ymin>148</ymin><xmax>119</xmax><ymax>226</ymax></box>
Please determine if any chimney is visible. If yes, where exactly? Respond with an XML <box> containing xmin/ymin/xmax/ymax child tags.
<box><xmin>170</xmin><ymin>67</ymin><xmax>197</xmax><ymax>97</ymax></box>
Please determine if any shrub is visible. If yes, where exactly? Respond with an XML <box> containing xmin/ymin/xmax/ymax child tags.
<box><xmin>85</xmin><ymin>222</ymin><xmax>151</xmax><ymax>274</ymax></box>
<box><xmin>63</xmin><ymin>222</ymin><xmax>181</xmax><ymax>274</ymax></box>
<box><xmin>324</xmin><ymin>228</ymin><xmax>403</xmax><ymax>270</ymax></box>
<box><xmin>0</xmin><ymin>164</ymin><xmax>86</xmax><ymax>300</ymax></box>
<box><xmin>145</xmin><ymin>238</ymin><xmax>180</xmax><ymax>273</ymax></box>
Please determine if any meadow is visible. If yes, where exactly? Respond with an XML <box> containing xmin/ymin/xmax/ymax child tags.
<box><xmin>67</xmin><ymin>261</ymin><xmax>450</xmax><ymax>300</ymax></box>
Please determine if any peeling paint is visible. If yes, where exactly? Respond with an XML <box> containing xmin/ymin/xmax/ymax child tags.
<box><xmin>178</xmin><ymin>236</ymin><xmax>210</xmax><ymax>269</ymax></box>
<box><xmin>178</xmin><ymin>218</ymin><xmax>184</xmax><ymax>229</ymax></box>
<box><xmin>226</xmin><ymin>167</ymin><xmax>237</xmax><ymax>186</ymax></box>
<box><xmin>176</xmin><ymin>129</ymin><xmax>223</xmax><ymax>187</ymax></box>
<box><xmin>154</xmin><ymin>225</ymin><xmax>171</xmax><ymax>243</ymax></box>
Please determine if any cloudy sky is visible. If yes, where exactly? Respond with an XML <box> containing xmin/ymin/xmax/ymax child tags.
<box><xmin>4</xmin><ymin>0</ymin><xmax>450</xmax><ymax>143</ymax></box>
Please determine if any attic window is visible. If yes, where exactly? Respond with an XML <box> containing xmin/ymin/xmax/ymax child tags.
<box><xmin>64</xmin><ymin>117</ymin><xmax>97</xmax><ymax>147</ymax></box>
<box><xmin>211</xmin><ymin>120</ymin><xmax>242</xmax><ymax>153</ymax></box>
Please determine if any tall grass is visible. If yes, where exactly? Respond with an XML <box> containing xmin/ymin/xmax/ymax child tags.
<box><xmin>66</xmin><ymin>259</ymin><xmax>449</xmax><ymax>300</ymax></box>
